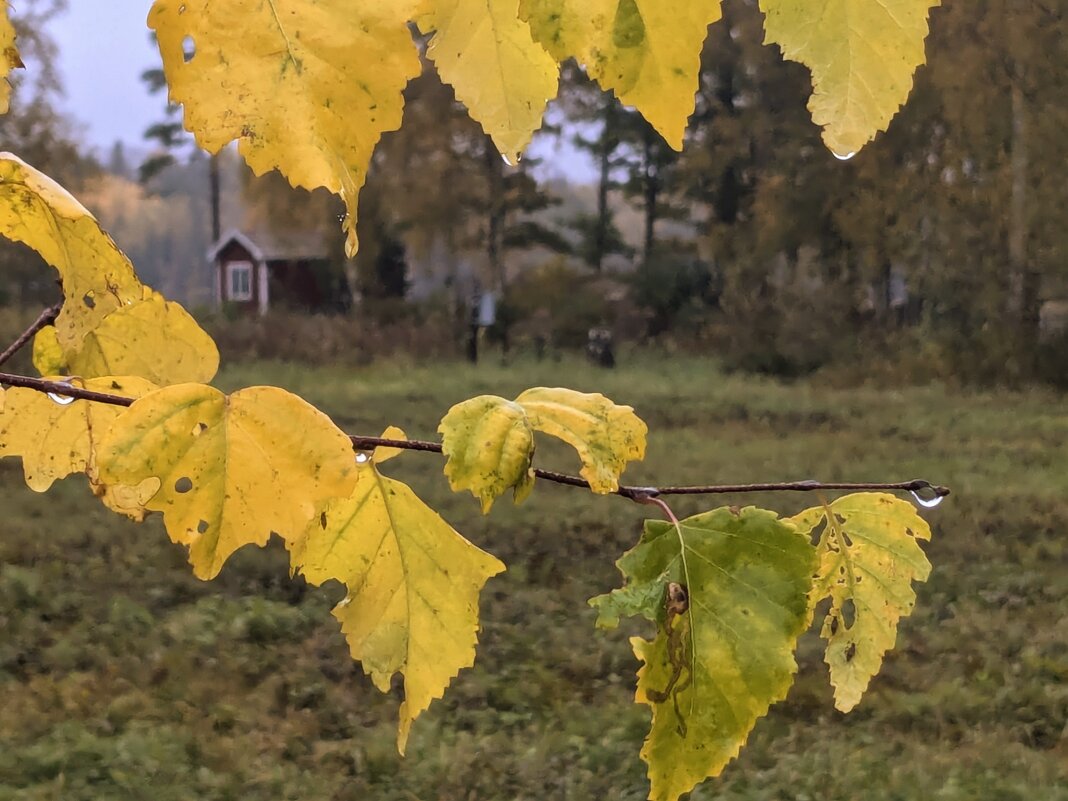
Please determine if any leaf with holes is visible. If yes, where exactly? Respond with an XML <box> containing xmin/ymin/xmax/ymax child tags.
<box><xmin>439</xmin><ymin>395</ymin><xmax>535</xmax><ymax>513</ymax></box>
<box><xmin>418</xmin><ymin>0</ymin><xmax>559</xmax><ymax>162</ymax></box>
<box><xmin>0</xmin><ymin>376</ymin><xmax>159</xmax><ymax>518</ymax></box>
<box><xmin>790</xmin><ymin>492</ymin><xmax>932</xmax><ymax>712</ymax></box>
<box><xmin>516</xmin><ymin>386</ymin><xmax>646</xmax><ymax>494</ymax></box>
<box><xmin>292</xmin><ymin>436</ymin><xmax>505</xmax><ymax>753</ymax></box>
<box><xmin>520</xmin><ymin>0</ymin><xmax>721</xmax><ymax>149</ymax></box>
<box><xmin>96</xmin><ymin>383</ymin><xmax>358</xmax><ymax>579</ymax></box>
<box><xmin>759</xmin><ymin>0</ymin><xmax>938</xmax><ymax>157</ymax></box>
<box><xmin>591</xmin><ymin>507</ymin><xmax>815</xmax><ymax>801</ymax></box>
<box><xmin>150</xmin><ymin>0</ymin><xmax>421</xmax><ymax>257</ymax></box>
<box><xmin>0</xmin><ymin>0</ymin><xmax>22</xmax><ymax>114</ymax></box>
<box><xmin>0</xmin><ymin>153</ymin><xmax>143</xmax><ymax>349</ymax></box>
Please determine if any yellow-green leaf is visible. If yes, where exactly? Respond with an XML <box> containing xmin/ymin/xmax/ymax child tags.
<box><xmin>419</xmin><ymin>0</ymin><xmax>559</xmax><ymax>162</ymax></box>
<box><xmin>150</xmin><ymin>0</ymin><xmax>421</xmax><ymax>257</ymax></box>
<box><xmin>31</xmin><ymin>325</ymin><xmax>65</xmax><ymax>376</ymax></box>
<box><xmin>759</xmin><ymin>0</ymin><xmax>937</xmax><ymax>157</ymax></box>
<box><xmin>790</xmin><ymin>492</ymin><xmax>932</xmax><ymax>712</ymax></box>
<box><xmin>61</xmin><ymin>288</ymin><xmax>219</xmax><ymax>385</ymax></box>
<box><xmin>0</xmin><ymin>153</ymin><xmax>142</xmax><ymax>349</ymax></box>
<box><xmin>96</xmin><ymin>384</ymin><xmax>358</xmax><ymax>580</ymax></box>
<box><xmin>292</xmin><ymin>449</ymin><xmax>505</xmax><ymax>753</ymax></box>
<box><xmin>0</xmin><ymin>0</ymin><xmax>22</xmax><ymax>114</ymax></box>
<box><xmin>516</xmin><ymin>386</ymin><xmax>646</xmax><ymax>494</ymax></box>
<box><xmin>592</xmin><ymin>507</ymin><xmax>815</xmax><ymax>801</ymax></box>
<box><xmin>439</xmin><ymin>395</ymin><xmax>535</xmax><ymax>512</ymax></box>
<box><xmin>0</xmin><ymin>375</ymin><xmax>156</xmax><ymax>494</ymax></box>
<box><xmin>520</xmin><ymin>0</ymin><xmax>721</xmax><ymax>149</ymax></box>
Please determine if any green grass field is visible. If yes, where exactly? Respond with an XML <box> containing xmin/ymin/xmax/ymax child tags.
<box><xmin>1</xmin><ymin>355</ymin><xmax>1065</xmax><ymax>800</ymax></box>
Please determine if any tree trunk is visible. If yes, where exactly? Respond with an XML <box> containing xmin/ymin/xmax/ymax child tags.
<box><xmin>1010</xmin><ymin>79</ymin><xmax>1040</xmax><ymax>369</ymax></box>
<box><xmin>209</xmin><ymin>152</ymin><xmax>221</xmax><ymax>244</ymax></box>
<box><xmin>593</xmin><ymin>96</ymin><xmax>616</xmax><ymax>272</ymax></box>
<box><xmin>642</xmin><ymin>127</ymin><xmax>659</xmax><ymax>265</ymax></box>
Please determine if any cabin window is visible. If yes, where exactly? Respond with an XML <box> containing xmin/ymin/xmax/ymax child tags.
<box><xmin>227</xmin><ymin>261</ymin><xmax>253</xmax><ymax>301</ymax></box>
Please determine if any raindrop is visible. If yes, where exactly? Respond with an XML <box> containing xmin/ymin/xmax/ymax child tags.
<box><xmin>832</xmin><ymin>150</ymin><xmax>856</xmax><ymax>161</ymax></box>
<box><xmin>910</xmin><ymin>489</ymin><xmax>945</xmax><ymax>509</ymax></box>
<box><xmin>355</xmin><ymin>453</ymin><xmax>370</xmax><ymax>464</ymax></box>
<box><xmin>47</xmin><ymin>379</ymin><xmax>76</xmax><ymax>406</ymax></box>
<box><xmin>501</xmin><ymin>153</ymin><xmax>521</xmax><ymax>167</ymax></box>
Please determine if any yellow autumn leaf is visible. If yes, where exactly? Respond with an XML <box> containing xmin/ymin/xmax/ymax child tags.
<box><xmin>516</xmin><ymin>386</ymin><xmax>646</xmax><ymax>493</ymax></box>
<box><xmin>31</xmin><ymin>325</ymin><xmax>65</xmax><ymax>376</ymax></box>
<box><xmin>150</xmin><ymin>0</ymin><xmax>421</xmax><ymax>257</ymax></box>
<box><xmin>0</xmin><ymin>153</ymin><xmax>143</xmax><ymax>349</ymax></box>
<box><xmin>292</xmin><ymin>448</ymin><xmax>505</xmax><ymax>753</ymax></box>
<box><xmin>419</xmin><ymin>0</ymin><xmax>558</xmax><ymax>162</ymax></box>
<box><xmin>790</xmin><ymin>493</ymin><xmax>933</xmax><ymax>712</ymax></box>
<box><xmin>61</xmin><ymin>288</ymin><xmax>219</xmax><ymax>385</ymax></box>
<box><xmin>520</xmin><ymin>0</ymin><xmax>721</xmax><ymax>149</ymax></box>
<box><xmin>96</xmin><ymin>384</ymin><xmax>358</xmax><ymax>580</ymax></box>
<box><xmin>759</xmin><ymin>0</ymin><xmax>938</xmax><ymax>157</ymax></box>
<box><xmin>0</xmin><ymin>376</ymin><xmax>157</xmax><ymax>503</ymax></box>
<box><xmin>0</xmin><ymin>0</ymin><xmax>22</xmax><ymax>114</ymax></box>
<box><xmin>439</xmin><ymin>395</ymin><xmax>535</xmax><ymax>513</ymax></box>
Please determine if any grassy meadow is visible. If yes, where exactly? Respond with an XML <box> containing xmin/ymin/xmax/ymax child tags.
<box><xmin>0</xmin><ymin>354</ymin><xmax>1065</xmax><ymax>800</ymax></box>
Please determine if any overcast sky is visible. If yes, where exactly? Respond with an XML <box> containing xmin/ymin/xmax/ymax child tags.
<box><xmin>47</xmin><ymin>1</ymin><xmax>592</xmax><ymax>179</ymax></box>
<box><xmin>51</xmin><ymin>1</ymin><xmax>162</xmax><ymax>155</ymax></box>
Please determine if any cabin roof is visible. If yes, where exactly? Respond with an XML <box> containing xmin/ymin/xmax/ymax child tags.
<box><xmin>208</xmin><ymin>227</ymin><xmax>330</xmax><ymax>263</ymax></box>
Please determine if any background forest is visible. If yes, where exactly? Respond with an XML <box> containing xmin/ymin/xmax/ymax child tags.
<box><xmin>1</xmin><ymin>0</ymin><xmax>1067</xmax><ymax>385</ymax></box>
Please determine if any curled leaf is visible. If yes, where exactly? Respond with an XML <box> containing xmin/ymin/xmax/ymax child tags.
<box><xmin>439</xmin><ymin>395</ymin><xmax>535</xmax><ymax>513</ymax></box>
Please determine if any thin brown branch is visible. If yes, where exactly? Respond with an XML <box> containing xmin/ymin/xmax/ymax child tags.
<box><xmin>0</xmin><ymin>370</ymin><xmax>952</xmax><ymax>503</ymax></box>
<box><xmin>0</xmin><ymin>302</ymin><xmax>62</xmax><ymax>368</ymax></box>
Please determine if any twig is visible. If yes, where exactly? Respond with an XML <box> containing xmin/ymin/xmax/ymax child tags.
<box><xmin>0</xmin><ymin>370</ymin><xmax>951</xmax><ymax>503</ymax></box>
<box><xmin>0</xmin><ymin>302</ymin><xmax>62</xmax><ymax>368</ymax></box>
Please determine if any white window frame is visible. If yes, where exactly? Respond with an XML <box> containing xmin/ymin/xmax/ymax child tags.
<box><xmin>227</xmin><ymin>260</ymin><xmax>253</xmax><ymax>302</ymax></box>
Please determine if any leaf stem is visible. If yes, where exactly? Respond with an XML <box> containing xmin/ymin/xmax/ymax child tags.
<box><xmin>0</xmin><ymin>369</ymin><xmax>952</xmax><ymax>504</ymax></box>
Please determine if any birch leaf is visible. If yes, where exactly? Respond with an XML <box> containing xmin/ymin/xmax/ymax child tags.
<box><xmin>439</xmin><ymin>395</ymin><xmax>535</xmax><ymax>513</ymax></box>
<box><xmin>790</xmin><ymin>492</ymin><xmax>933</xmax><ymax>712</ymax></box>
<box><xmin>759</xmin><ymin>0</ymin><xmax>938</xmax><ymax>156</ymax></box>
<box><xmin>420</xmin><ymin>0</ymin><xmax>559</xmax><ymax>161</ymax></box>
<box><xmin>0</xmin><ymin>153</ymin><xmax>143</xmax><ymax>349</ymax></box>
<box><xmin>516</xmin><ymin>386</ymin><xmax>646</xmax><ymax>493</ymax></box>
<box><xmin>0</xmin><ymin>0</ymin><xmax>22</xmax><ymax>114</ymax></box>
<box><xmin>0</xmin><ymin>376</ymin><xmax>156</xmax><ymax>494</ymax></box>
<box><xmin>292</xmin><ymin>447</ymin><xmax>505</xmax><ymax>753</ymax></box>
<box><xmin>520</xmin><ymin>0</ymin><xmax>721</xmax><ymax>149</ymax></box>
<box><xmin>96</xmin><ymin>384</ymin><xmax>358</xmax><ymax>580</ymax></box>
<box><xmin>591</xmin><ymin>507</ymin><xmax>815</xmax><ymax>801</ymax></box>
<box><xmin>62</xmin><ymin>288</ymin><xmax>219</xmax><ymax>386</ymax></box>
<box><xmin>150</xmin><ymin>0</ymin><xmax>421</xmax><ymax>257</ymax></box>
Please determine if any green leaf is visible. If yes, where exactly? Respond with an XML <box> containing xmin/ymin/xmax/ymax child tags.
<box><xmin>516</xmin><ymin>386</ymin><xmax>646</xmax><ymax>494</ymax></box>
<box><xmin>439</xmin><ymin>395</ymin><xmax>535</xmax><ymax>513</ymax></box>
<box><xmin>592</xmin><ymin>506</ymin><xmax>815</xmax><ymax>801</ymax></box>
<box><xmin>790</xmin><ymin>492</ymin><xmax>932</xmax><ymax>712</ymax></box>
<box><xmin>292</xmin><ymin>447</ymin><xmax>505</xmax><ymax>753</ymax></box>
<box><xmin>759</xmin><ymin>0</ymin><xmax>938</xmax><ymax>156</ymax></box>
<box><xmin>520</xmin><ymin>0</ymin><xmax>722</xmax><ymax>149</ymax></box>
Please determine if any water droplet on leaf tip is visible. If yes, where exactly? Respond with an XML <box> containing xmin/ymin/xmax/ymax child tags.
<box><xmin>832</xmin><ymin>150</ymin><xmax>857</xmax><ymax>161</ymax></box>
<box><xmin>356</xmin><ymin>453</ymin><xmax>370</xmax><ymax>464</ymax></box>
<box><xmin>47</xmin><ymin>391</ymin><xmax>75</xmax><ymax>406</ymax></box>
<box><xmin>910</xmin><ymin>490</ymin><xmax>944</xmax><ymax>509</ymax></box>
<box><xmin>501</xmin><ymin>153</ymin><xmax>520</xmax><ymax>167</ymax></box>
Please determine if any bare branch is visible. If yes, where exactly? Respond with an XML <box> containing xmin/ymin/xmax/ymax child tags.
<box><xmin>0</xmin><ymin>369</ymin><xmax>951</xmax><ymax>503</ymax></box>
<box><xmin>0</xmin><ymin>302</ymin><xmax>62</xmax><ymax>368</ymax></box>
